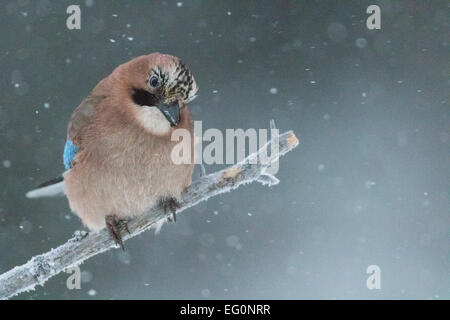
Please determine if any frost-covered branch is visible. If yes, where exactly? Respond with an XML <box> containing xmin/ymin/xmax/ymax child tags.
<box><xmin>0</xmin><ymin>128</ymin><xmax>299</xmax><ymax>300</ymax></box>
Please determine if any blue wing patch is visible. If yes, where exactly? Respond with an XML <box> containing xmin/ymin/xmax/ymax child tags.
<box><xmin>63</xmin><ymin>140</ymin><xmax>79</xmax><ymax>170</ymax></box>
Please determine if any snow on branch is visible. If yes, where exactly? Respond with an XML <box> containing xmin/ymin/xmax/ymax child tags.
<box><xmin>0</xmin><ymin>126</ymin><xmax>299</xmax><ymax>300</ymax></box>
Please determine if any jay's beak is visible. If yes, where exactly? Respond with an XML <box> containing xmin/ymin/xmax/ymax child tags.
<box><xmin>157</xmin><ymin>101</ymin><xmax>180</xmax><ymax>127</ymax></box>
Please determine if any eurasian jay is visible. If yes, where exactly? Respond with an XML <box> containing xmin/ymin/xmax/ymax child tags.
<box><xmin>27</xmin><ymin>53</ymin><xmax>198</xmax><ymax>248</ymax></box>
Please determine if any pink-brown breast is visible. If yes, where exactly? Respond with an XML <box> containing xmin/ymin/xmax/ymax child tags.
<box><xmin>64</xmin><ymin>106</ymin><xmax>194</xmax><ymax>231</ymax></box>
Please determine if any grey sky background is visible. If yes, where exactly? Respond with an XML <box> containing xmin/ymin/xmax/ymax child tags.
<box><xmin>0</xmin><ymin>0</ymin><xmax>449</xmax><ymax>299</ymax></box>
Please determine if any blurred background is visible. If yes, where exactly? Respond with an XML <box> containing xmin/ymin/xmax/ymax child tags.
<box><xmin>0</xmin><ymin>0</ymin><xmax>449</xmax><ymax>299</ymax></box>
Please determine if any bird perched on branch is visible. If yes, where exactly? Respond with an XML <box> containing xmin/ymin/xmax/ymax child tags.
<box><xmin>27</xmin><ymin>53</ymin><xmax>198</xmax><ymax>249</ymax></box>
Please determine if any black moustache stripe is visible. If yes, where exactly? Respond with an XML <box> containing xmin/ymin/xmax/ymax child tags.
<box><xmin>131</xmin><ymin>89</ymin><xmax>159</xmax><ymax>106</ymax></box>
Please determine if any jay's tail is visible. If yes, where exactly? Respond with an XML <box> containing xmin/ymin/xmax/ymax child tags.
<box><xmin>26</xmin><ymin>175</ymin><xmax>65</xmax><ymax>199</ymax></box>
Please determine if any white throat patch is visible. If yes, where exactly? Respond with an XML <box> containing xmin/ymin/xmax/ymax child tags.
<box><xmin>136</xmin><ymin>106</ymin><xmax>171</xmax><ymax>136</ymax></box>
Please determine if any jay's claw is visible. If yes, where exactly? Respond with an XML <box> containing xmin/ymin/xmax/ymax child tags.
<box><xmin>105</xmin><ymin>215</ymin><xmax>129</xmax><ymax>250</ymax></box>
<box><xmin>158</xmin><ymin>197</ymin><xmax>181</xmax><ymax>222</ymax></box>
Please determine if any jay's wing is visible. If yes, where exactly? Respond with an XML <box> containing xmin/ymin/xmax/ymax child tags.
<box><xmin>26</xmin><ymin>94</ymin><xmax>105</xmax><ymax>198</ymax></box>
<box><xmin>64</xmin><ymin>94</ymin><xmax>105</xmax><ymax>169</ymax></box>
<box><xmin>27</xmin><ymin>94</ymin><xmax>105</xmax><ymax>198</ymax></box>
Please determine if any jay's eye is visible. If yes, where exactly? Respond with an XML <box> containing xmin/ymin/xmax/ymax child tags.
<box><xmin>148</xmin><ymin>75</ymin><xmax>161</xmax><ymax>88</ymax></box>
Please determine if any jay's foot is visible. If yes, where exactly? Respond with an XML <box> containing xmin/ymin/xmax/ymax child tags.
<box><xmin>105</xmin><ymin>215</ymin><xmax>130</xmax><ymax>250</ymax></box>
<box><xmin>158</xmin><ymin>197</ymin><xmax>181</xmax><ymax>222</ymax></box>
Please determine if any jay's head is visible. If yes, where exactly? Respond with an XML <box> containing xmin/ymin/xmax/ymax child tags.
<box><xmin>112</xmin><ymin>53</ymin><xmax>198</xmax><ymax>136</ymax></box>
